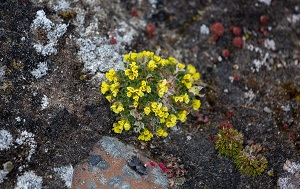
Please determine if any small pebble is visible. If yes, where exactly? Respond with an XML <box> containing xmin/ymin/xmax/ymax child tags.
<box><xmin>186</xmin><ymin>136</ymin><xmax>192</xmax><ymax>141</ymax></box>
<box><xmin>263</xmin><ymin>107</ymin><xmax>272</xmax><ymax>113</ymax></box>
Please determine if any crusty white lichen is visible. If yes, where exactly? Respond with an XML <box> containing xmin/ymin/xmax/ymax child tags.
<box><xmin>41</xmin><ymin>95</ymin><xmax>49</xmax><ymax>110</ymax></box>
<box><xmin>0</xmin><ymin>130</ymin><xmax>13</xmax><ymax>151</ymax></box>
<box><xmin>31</xmin><ymin>62</ymin><xmax>48</xmax><ymax>79</ymax></box>
<box><xmin>15</xmin><ymin>171</ymin><xmax>43</xmax><ymax>189</ymax></box>
<box><xmin>53</xmin><ymin>165</ymin><xmax>74</xmax><ymax>188</ymax></box>
<box><xmin>15</xmin><ymin>131</ymin><xmax>37</xmax><ymax>161</ymax></box>
<box><xmin>32</xmin><ymin>10</ymin><xmax>68</xmax><ymax>56</ymax></box>
<box><xmin>277</xmin><ymin>160</ymin><xmax>300</xmax><ymax>189</ymax></box>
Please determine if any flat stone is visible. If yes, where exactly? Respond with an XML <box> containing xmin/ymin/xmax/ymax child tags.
<box><xmin>72</xmin><ymin>136</ymin><xmax>169</xmax><ymax>189</ymax></box>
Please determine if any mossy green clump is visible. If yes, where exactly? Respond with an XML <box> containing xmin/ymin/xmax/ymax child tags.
<box><xmin>59</xmin><ymin>10</ymin><xmax>77</xmax><ymax>21</ymax></box>
<box><xmin>215</xmin><ymin>122</ymin><xmax>268</xmax><ymax>176</ymax></box>
<box><xmin>234</xmin><ymin>144</ymin><xmax>268</xmax><ymax>176</ymax></box>
<box><xmin>100</xmin><ymin>51</ymin><xmax>203</xmax><ymax>141</ymax></box>
<box><xmin>215</xmin><ymin>127</ymin><xmax>244</xmax><ymax>158</ymax></box>
<box><xmin>0</xmin><ymin>81</ymin><xmax>13</xmax><ymax>93</ymax></box>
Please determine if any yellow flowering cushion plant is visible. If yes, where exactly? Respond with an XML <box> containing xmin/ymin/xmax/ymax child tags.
<box><xmin>100</xmin><ymin>51</ymin><xmax>202</xmax><ymax>141</ymax></box>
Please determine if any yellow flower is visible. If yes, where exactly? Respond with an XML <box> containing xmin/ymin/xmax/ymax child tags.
<box><xmin>164</xmin><ymin>112</ymin><xmax>169</xmax><ymax>118</ymax></box>
<box><xmin>127</xmin><ymin>86</ymin><xmax>144</xmax><ymax>99</ymax></box>
<box><xmin>147</xmin><ymin>60</ymin><xmax>157</xmax><ymax>71</ymax></box>
<box><xmin>151</xmin><ymin>102</ymin><xmax>158</xmax><ymax>109</ymax></box>
<box><xmin>112</xmin><ymin>119</ymin><xmax>131</xmax><ymax>133</ymax></box>
<box><xmin>182</xmin><ymin>74</ymin><xmax>191</xmax><ymax>81</ymax></box>
<box><xmin>177</xmin><ymin>110</ymin><xmax>187</xmax><ymax>122</ymax></box>
<box><xmin>123</xmin><ymin>120</ymin><xmax>131</xmax><ymax>131</ymax></box>
<box><xmin>182</xmin><ymin>74</ymin><xmax>192</xmax><ymax>89</ymax></box>
<box><xmin>158</xmin><ymin>79</ymin><xmax>167</xmax><ymax>86</ymax></box>
<box><xmin>185</xmin><ymin>82</ymin><xmax>192</xmax><ymax>89</ymax></box>
<box><xmin>106</xmin><ymin>95</ymin><xmax>112</xmax><ymax>102</ymax></box>
<box><xmin>157</xmin><ymin>79</ymin><xmax>168</xmax><ymax>97</ymax></box>
<box><xmin>187</xmin><ymin>64</ymin><xmax>196</xmax><ymax>74</ymax></box>
<box><xmin>133</xmin><ymin>95</ymin><xmax>139</xmax><ymax>101</ymax></box>
<box><xmin>153</xmin><ymin>55</ymin><xmax>161</xmax><ymax>62</ymax></box>
<box><xmin>110</xmin><ymin>82</ymin><xmax>120</xmax><ymax>97</ymax></box>
<box><xmin>160</xmin><ymin>118</ymin><xmax>166</xmax><ymax>123</ymax></box>
<box><xmin>125</xmin><ymin>69</ymin><xmax>131</xmax><ymax>76</ymax></box>
<box><xmin>127</xmin><ymin>87</ymin><xmax>135</xmax><ymax>92</ymax></box>
<box><xmin>118</xmin><ymin>119</ymin><xmax>125</xmax><ymax>125</ymax></box>
<box><xmin>156</xmin><ymin>102</ymin><xmax>163</xmax><ymax>110</ymax></box>
<box><xmin>127</xmin><ymin>92</ymin><xmax>132</xmax><ymax>97</ymax></box>
<box><xmin>138</xmin><ymin>129</ymin><xmax>153</xmax><ymax>141</ymax></box>
<box><xmin>146</xmin><ymin>86</ymin><xmax>151</xmax><ymax>93</ymax></box>
<box><xmin>183</xmin><ymin>93</ymin><xmax>190</xmax><ymax>104</ymax></box>
<box><xmin>158</xmin><ymin>59</ymin><xmax>168</xmax><ymax>66</ymax></box>
<box><xmin>124</xmin><ymin>62</ymin><xmax>139</xmax><ymax>80</ymax></box>
<box><xmin>142</xmin><ymin>51</ymin><xmax>153</xmax><ymax>58</ymax></box>
<box><xmin>130</xmin><ymin>53</ymin><xmax>138</xmax><ymax>61</ymax></box>
<box><xmin>168</xmin><ymin>57</ymin><xmax>177</xmax><ymax>65</ymax></box>
<box><xmin>166</xmin><ymin>114</ymin><xmax>177</xmax><ymax>128</ymax></box>
<box><xmin>124</xmin><ymin>54</ymin><xmax>130</xmax><ymax>61</ymax></box>
<box><xmin>144</xmin><ymin>106</ymin><xmax>151</xmax><ymax>115</ymax></box>
<box><xmin>136</xmin><ymin>89</ymin><xmax>144</xmax><ymax>97</ymax></box>
<box><xmin>111</xmin><ymin>102</ymin><xmax>124</xmax><ymax>113</ymax></box>
<box><xmin>157</xmin><ymin>110</ymin><xmax>165</xmax><ymax>118</ymax></box>
<box><xmin>101</xmin><ymin>81</ymin><xmax>110</xmax><ymax>94</ymax></box>
<box><xmin>192</xmin><ymin>72</ymin><xmax>200</xmax><ymax>80</ymax></box>
<box><xmin>112</xmin><ymin>122</ymin><xmax>123</xmax><ymax>133</ymax></box>
<box><xmin>112</xmin><ymin>89</ymin><xmax>119</xmax><ymax>97</ymax></box>
<box><xmin>106</xmin><ymin>69</ymin><xmax>117</xmax><ymax>82</ymax></box>
<box><xmin>130</xmin><ymin>62</ymin><xmax>138</xmax><ymax>69</ymax></box>
<box><xmin>158</xmin><ymin>88</ymin><xmax>166</xmax><ymax>98</ymax></box>
<box><xmin>125</xmin><ymin>69</ymin><xmax>138</xmax><ymax>80</ymax></box>
<box><xmin>173</xmin><ymin>96</ymin><xmax>183</xmax><ymax>102</ymax></box>
<box><xmin>110</xmin><ymin>82</ymin><xmax>120</xmax><ymax>91</ymax></box>
<box><xmin>161</xmin><ymin>107</ymin><xmax>168</xmax><ymax>112</ymax></box>
<box><xmin>157</xmin><ymin>128</ymin><xmax>168</xmax><ymax>137</ymax></box>
<box><xmin>140</xmin><ymin>80</ymin><xmax>147</xmax><ymax>87</ymax></box>
<box><xmin>177</xmin><ymin>63</ymin><xmax>185</xmax><ymax>69</ymax></box>
<box><xmin>192</xmin><ymin>99</ymin><xmax>201</xmax><ymax>110</ymax></box>
<box><xmin>133</xmin><ymin>101</ymin><xmax>139</xmax><ymax>108</ymax></box>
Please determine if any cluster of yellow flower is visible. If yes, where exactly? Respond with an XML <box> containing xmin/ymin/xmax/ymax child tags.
<box><xmin>181</xmin><ymin>65</ymin><xmax>200</xmax><ymax>89</ymax></box>
<box><xmin>110</xmin><ymin>102</ymin><xmax>124</xmax><ymax>113</ymax></box>
<box><xmin>157</xmin><ymin>79</ymin><xmax>168</xmax><ymax>97</ymax></box>
<box><xmin>144</xmin><ymin>102</ymin><xmax>169</xmax><ymax>123</ymax></box>
<box><xmin>138</xmin><ymin>129</ymin><xmax>153</xmax><ymax>141</ymax></box>
<box><xmin>173</xmin><ymin>93</ymin><xmax>190</xmax><ymax>104</ymax></box>
<box><xmin>101</xmin><ymin>69</ymin><xmax>120</xmax><ymax>102</ymax></box>
<box><xmin>100</xmin><ymin>50</ymin><xmax>202</xmax><ymax>141</ymax></box>
<box><xmin>127</xmin><ymin>80</ymin><xmax>151</xmax><ymax>108</ymax></box>
<box><xmin>125</xmin><ymin>62</ymin><xmax>139</xmax><ymax>80</ymax></box>
<box><xmin>156</xmin><ymin>127</ymin><xmax>168</xmax><ymax>137</ymax></box>
<box><xmin>112</xmin><ymin>118</ymin><xmax>131</xmax><ymax>133</ymax></box>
